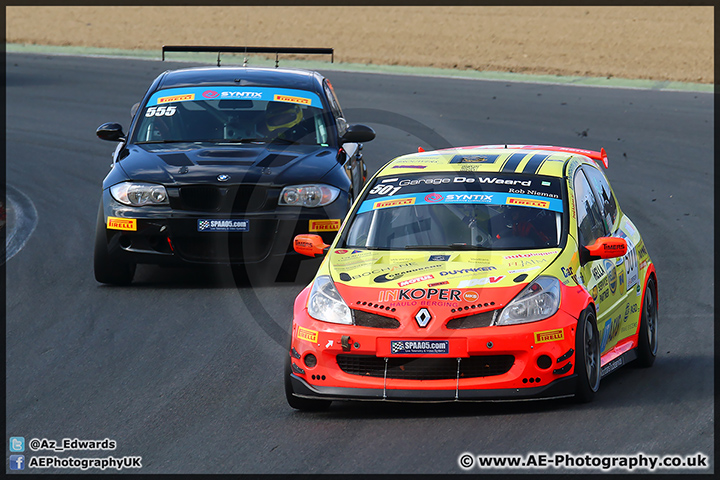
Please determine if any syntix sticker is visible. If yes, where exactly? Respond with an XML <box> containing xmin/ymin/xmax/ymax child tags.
<box><xmin>107</xmin><ymin>217</ymin><xmax>137</xmax><ymax>231</ymax></box>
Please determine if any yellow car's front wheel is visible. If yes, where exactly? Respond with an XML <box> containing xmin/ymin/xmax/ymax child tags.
<box><xmin>574</xmin><ymin>307</ymin><xmax>601</xmax><ymax>403</ymax></box>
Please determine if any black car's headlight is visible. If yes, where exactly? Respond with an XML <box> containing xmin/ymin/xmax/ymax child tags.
<box><xmin>496</xmin><ymin>276</ymin><xmax>561</xmax><ymax>325</ymax></box>
<box><xmin>110</xmin><ymin>182</ymin><xmax>169</xmax><ymax>206</ymax></box>
<box><xmin>279</xmin><ymin>184</ymin><xmax>340</xmax><ymax>207</ymax></box>
<box><xmin>307</xmin><ymin>275</ymin><xmax>352</xmax><ymax>325</ymax></box>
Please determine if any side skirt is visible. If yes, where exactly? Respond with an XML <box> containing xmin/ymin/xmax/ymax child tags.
<box><xmin>600</xmin><ymin>348</ymin><xmax>638</xmax><ymax>378</ymax></box>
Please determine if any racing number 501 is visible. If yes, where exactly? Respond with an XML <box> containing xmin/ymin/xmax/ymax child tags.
<box><xmin>145</xmin><ymin>106</ymin><xmax>177</xmax><ymax>117</ymax></box>
<box><xmin>624</xmin><ymin>244</ymin><xmax>638</xmax><ymax>287</ymax></box>
<box><xmin>369</xmin><ymin>184</ymin><xmax>401</xmax><ymax>196</ymax></box>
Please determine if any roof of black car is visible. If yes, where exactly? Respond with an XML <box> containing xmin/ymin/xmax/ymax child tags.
<box><xmin>156</xmin><ymin>66</ymin><xmax>323</xmax><ymax>91</ymax></box>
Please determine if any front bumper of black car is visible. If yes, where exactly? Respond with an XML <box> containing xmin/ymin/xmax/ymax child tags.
<box><xmin>100</xmin><ymin>190</ymin><xmax>346</xmax><ymax>265</ymax></box>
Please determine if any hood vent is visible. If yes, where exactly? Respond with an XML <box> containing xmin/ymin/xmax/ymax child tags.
<box><xmin>196</xmin><ymin>160</ymin><xmax>255</xmax><ymax>165</ymax></box>
<box><xmin>198</xmin><ymin>150</ymin><xmax>258</xmax><ymax>158</ymax></box>
<box><xmin>196</xmin><ymin>149</ymin><xmax>258</xmax><ymax>165</ymax></box>
<box><xmin>159</xmin><ymin>153</ymin><xmax>193</xmax><ymax>166</ymax></box>
<box><xmin>256</xmin><ymin>154</ymin><xmax>296</xmax><ymax>168</ymax></box>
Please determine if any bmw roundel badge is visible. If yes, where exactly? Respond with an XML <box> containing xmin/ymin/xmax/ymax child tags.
<box><xmin>217</xmin><ymin>174</ymin><xmax>230</xmax><ymax>182</ymax></box>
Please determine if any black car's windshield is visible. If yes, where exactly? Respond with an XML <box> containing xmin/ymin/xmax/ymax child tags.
<box><xmin>344</xmin><ymin>172</ymin><xmax>564</xmax><ymax>250</ymax></box>
<box><xmin>132</xmin><ymin>86</ymin><xmax>331</xmax><ymax>146</ymax></box>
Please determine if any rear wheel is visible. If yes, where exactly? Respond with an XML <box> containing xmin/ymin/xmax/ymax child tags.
<box><xmin>93</xmin><ymin>204</ymin><xmax>136</xmax><ymax>285</ymax></box>
<box><xmin>634</xmin><ymin>277</ymin><xmax>658</xmax><ymax>367</ymax></box>
<box><xmin>574</xmin><ymin>307</ymin><xmax>601</xmax><ymax>403</ymax></box>
<box><xmin>284</xmin><ymin>353</ymin><xmax>332</xmax><ymax>411</ymax></box>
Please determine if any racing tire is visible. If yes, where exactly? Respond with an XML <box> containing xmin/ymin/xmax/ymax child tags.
<box><xmin>633</xmin><ymin>277</ymin><xmax>658</xmax><ymax>368</ymax></box>
<box><xmin>284</xmin><ymin>353</ymin><xmax>332</xmax><ymax>411</ymax></box>
<box><xmin>574</xmin><ymin>307</ymin><xmax>601</xmax><ymax>403</ymax></box>
<box><xmin>93</xmin><ymin>204</ymin><xmax>136</xmax><ymax>285</ymax></box>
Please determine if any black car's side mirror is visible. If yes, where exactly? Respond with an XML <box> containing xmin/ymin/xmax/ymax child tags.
<box><xmin>96</xmin><ymin>122</ymin><xmax>126</xmax><ymax>142</ymax></box>
<box><xmin>341</xmin><ymin>124</ymin><xmax>375</xmax><ymax>144</ymax></box>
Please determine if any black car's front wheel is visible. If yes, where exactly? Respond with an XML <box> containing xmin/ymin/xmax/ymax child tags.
<box><xmin>93</xmin><ymin>203</ymin><xmax>136</xmax><ymax>285</ymax></box>
<box><xmin>574</xmin><ymin>307</ymin><xmax>601</xmax><ymax>403</ymax></box>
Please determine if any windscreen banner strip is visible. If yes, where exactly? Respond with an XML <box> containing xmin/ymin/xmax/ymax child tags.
<box><xmin>357</xmin><ymin>191</ymin><xmax>563</xmax><ymax>214</ymax></box>
<box><xmin>145</xmin><ymin>86</ymin><xmax>323</xmax><ymax>108</ymax></box>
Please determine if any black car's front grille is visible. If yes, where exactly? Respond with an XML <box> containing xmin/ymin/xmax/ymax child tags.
<box><xmin>446</xmin><ymin>310</ymin><xmax>496</xmax><ymax>329</ymax></box>
<box><xmin>352</xmin><ymin>310</ymin><xmax>401</xmax><ymax>329</ymax></box>
<box><xmin>179</xmin><ymin>185</ymin><xmax>223</xmax><ymax>211</ymax></box>
<box><xmin>336</xmin><ymin>355</ymin><xmax>515</xmax><ymax>380</ymax></box>
<box><xmin>177</xmin><ymin>185</ymin><xmax>272</xmax><ymax>212</ymax></box>
<box><xmin>232</xmin><ymin>185</ymin><xmax>271</xmax><ymax>212</ymax></box>
<box><xmin>171</xmin><ymin>220</ymin><xmax>278</xmax><ymax>263</ymax></box>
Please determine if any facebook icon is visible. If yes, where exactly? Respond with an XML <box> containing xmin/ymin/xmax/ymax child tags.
<box><xmin>9</xmin><ymin>454</ymin><xmax>25</xmax><ymax>470</ymax></box>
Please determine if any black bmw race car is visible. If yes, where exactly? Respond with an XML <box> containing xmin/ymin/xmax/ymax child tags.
<box><xmin>94</xmin><ymin>46</ymin><xmax>375</xmax><ymax>285</ymax></box>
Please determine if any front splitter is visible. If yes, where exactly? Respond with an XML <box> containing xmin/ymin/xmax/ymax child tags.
<box><xmin>289</xmin><ymin>374</ymin><xmax>578</xmax><ymax>403</ymax></box>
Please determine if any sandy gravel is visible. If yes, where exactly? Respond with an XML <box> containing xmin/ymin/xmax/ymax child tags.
<box><xmin>6</xmin><ymin>6</ymin><xmax>714</xmax><ymax>83</ymax></box>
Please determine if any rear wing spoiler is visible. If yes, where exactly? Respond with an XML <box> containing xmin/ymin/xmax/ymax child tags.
<box><xmin>161</xmin><ymin>45</ymin><xmax>334</xmax><ymax>67</ymax></box>
<box><xmin>460</xmin><ymin>144</ymin><xmax>609</xmax><ymax>169</ymax></box>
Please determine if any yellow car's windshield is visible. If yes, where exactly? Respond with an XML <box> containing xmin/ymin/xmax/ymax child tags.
<box><xmin>344</xmin><ymin>173</ymin><xmax>564</xmax><ymax>250</ymax></box>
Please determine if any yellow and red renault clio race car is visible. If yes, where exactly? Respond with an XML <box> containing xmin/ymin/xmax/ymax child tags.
<box><xmin>285</xmin><ymin>145</ymin><xmax>658</xmax><ymax>410</ymax></box>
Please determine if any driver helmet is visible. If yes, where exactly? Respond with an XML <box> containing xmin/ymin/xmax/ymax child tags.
<box><xmin>265</xmin><ymin>102</ymin><xmax>303</xmax><ymax>132</ymax></box>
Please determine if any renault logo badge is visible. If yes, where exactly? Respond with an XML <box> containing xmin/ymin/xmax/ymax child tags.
<box><xmin>415</xmin><ymin>308</ymin><xmax>432</xmax><ymax>328</ymax></box>
<box><xmin>217</xmin><ymin>174</ymin><xmax>230</xmax><ymax>182</ymax></box>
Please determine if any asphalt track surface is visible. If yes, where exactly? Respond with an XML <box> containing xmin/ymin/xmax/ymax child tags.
<box><xmin>5</xmin><ymin>53</ymin><xmax>714</xmax><ymax>474</ymax></box>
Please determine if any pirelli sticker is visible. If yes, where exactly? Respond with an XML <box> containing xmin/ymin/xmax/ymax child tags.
<box><xmin>507</xmin><ymin>197</ymin><xmax>550</xmax><ymax>209</ymax></box>
<box><xmin>374</xmin><ymin>197</ymin><xmax>416</xmax><ymax>210</ymax></box>
<box><xmin>534</xmin><ymin>328</ymin><xmax>564</xmax><ymax>344</ymax></box>
<box><xmin>297</xmin><ymin>326</ymin><xmax>319</xmax><ymax>343</ymax></box>
<box><xmin>107</xmin><ymin>217</ymin><xmax>137</xmax><ymax>231</ymax></box>
<box><xmin>157</xmin><ymin>93</ymin><xmax>195</xmax><ymax>104</ymax></box>
<box><xmin>274</xmin><ymin>94</ymin><xmax>311</xmax><ymax>105</ymax></box>
<box><xmin>309</xmin><ymin>219</ymin><xmax>341</xmax><ymax>232</ymax></box>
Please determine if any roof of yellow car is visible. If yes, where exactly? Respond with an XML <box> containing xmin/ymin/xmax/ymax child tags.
<box><xmin>378</xmin><ymin>145</ymin><xmax>607</xmax><ymax>178</ymax></box>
